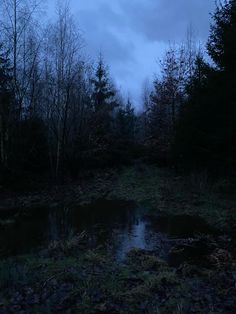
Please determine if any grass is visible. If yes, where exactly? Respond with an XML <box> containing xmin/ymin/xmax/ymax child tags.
<box><xmin>109</xmin><ymin>165</ymin><xmax>236</xmax><ymax>234</ymax></box>
<box><xmin>1</xmin><ymin>164</ymin><xmax>235</xmax><ymax>233</ymax></box>
<box><xmin>0</xmin><ymin>164</ymin><xmax>235</xmax><ymax>313</ymax></box>
<box><xmin>1</xmin><ymin>235</ymin><xmax>234</xmax><ymax>313</ymax></box>
<box><xmin>0</xmin><ymin>244</ymin><xmax>189</xmax><ymax>313</ymax></box>
<box><xmin>109</xmin><ymin>165</ymin><xmax>163</xmax><ymax>204</ymax></box>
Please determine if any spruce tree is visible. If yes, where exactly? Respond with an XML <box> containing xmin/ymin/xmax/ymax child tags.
<box><xmin>174</xmin><ymin>1</ymin><xmax>236</xmax><ymax>169</ymax></box>
<box><xmin>91</xmin><ymin>55</ymin><xmax>118</xmax><ymax>147</ymax></box>
<box><xmin>207</xmin><ymin>0</ymin><xmax>236</xmax><ymax>72</ymax></box>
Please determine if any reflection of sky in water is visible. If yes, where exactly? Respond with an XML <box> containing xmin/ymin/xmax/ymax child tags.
<box><xmin>115</xmin><ymin>218</ymin><xmax>150</xmax><ymax>260</ymax></box>
<box><xmin>0</xmin><ymin>200</ymin><xmax>179</xmax><ymax>259</ymax></box>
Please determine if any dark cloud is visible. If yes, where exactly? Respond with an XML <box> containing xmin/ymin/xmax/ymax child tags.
<box><xmin>77</xmin><ymin>3</ymin><xmax>134</xmax><ymax>64</ymax></box>
<box><xmin>71</xmin><ymin>0</ymin><xmax>216</xmax><ymax>107</ymax></box>
<box><xmin>118</xmin><ymin>0</ymin><xmax>215</xmax><ymax>42</ymax></box>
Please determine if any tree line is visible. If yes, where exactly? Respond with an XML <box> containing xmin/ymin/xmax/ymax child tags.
<box><xmin>0</xmin><ymin>0</ymin><xmax>138</xmax><ymax>184</ymax></box>
<box><xmin>144</xmin><ymin>0</ymin><xmax>236</xmax><ymax>172</ymax></box>
<box><xmin>0</xmin><ymin>0</ymin><xmax>235</xmax><ymax>185</ymax></box>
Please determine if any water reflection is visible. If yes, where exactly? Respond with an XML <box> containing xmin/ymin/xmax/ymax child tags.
<box><xmin>1</xmin><ymin>200</ymin><xmax>155</xmax><ymax>258</ymax></box>
<box><xmin>0</xmin><ymin>200</ymin><xmax>212</xmax><ymax>260</ymax></box>
<box><xmin>115</xmin><ymin>218</ymin><xmax>148</xmax><ymax>259</ymax></box>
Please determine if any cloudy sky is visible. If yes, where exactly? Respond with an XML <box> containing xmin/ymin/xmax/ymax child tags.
<box><xmin>49</xmin><ymin>0</ymin><xmax>216</xmax><ymax>107</ymax></box>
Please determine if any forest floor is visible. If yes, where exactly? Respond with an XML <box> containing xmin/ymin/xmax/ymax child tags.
<box><xmin>1</xmin><ymin>164</ymin><xmax>236</xmax><ymax>234</ymax></box>
<box><xmin>0</xmin><ymin>165</ymin><xmax>236</xmax><ymax>313</ymax></box>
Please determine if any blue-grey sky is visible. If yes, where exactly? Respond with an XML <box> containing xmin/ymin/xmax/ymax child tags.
<box><xmin>47</xmin><ymin>0</ymin><xmax>215</xmax><ymax>107</ymax></box>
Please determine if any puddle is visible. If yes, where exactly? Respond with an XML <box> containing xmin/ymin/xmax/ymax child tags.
<box><xmin>0</xmin><ymin>200</ymin><xmax>216</xmax><ymax>263</ymax></box>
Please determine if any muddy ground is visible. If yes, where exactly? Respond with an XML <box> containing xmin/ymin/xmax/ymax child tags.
<box><xmin>0</xmin><ymin>165</ymin><xmax>236</xmax><ymax>313</ymax></box>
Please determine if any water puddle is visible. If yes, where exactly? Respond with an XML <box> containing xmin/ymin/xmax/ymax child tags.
<box><xmin>0</xmin><ymin>200</ymin><xmax>215</xmax><ymax>263</ymax></box>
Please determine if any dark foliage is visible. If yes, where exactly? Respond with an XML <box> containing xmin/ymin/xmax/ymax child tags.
<box><xmin>1</xmin><ymin>1</ymin><xmax>236</xmax><ymax>187</ymax></box>
<box><xmin>172</xmin><ymin>0</ymin><xmax>236</xmax><ymax>171</ymax></box>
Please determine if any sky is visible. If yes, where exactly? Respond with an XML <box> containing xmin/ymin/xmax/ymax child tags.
<box><xmin>47</xmin><ymin>0</ymin><xmax>216</xmax><ymax>108</ymax></box>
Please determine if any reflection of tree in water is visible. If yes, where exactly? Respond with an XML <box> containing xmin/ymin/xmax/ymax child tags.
<box><xmin>145</xmin><ymin>221</ymin><xmax>174</xmax><ymax>260</ymax></box>
<box><xmin>47</xmin><ymin>206</ymin><xmax>79</xmax><ymax>242</ymax></box>
<box><xmin>46</xmin><ymin>201</ymin><xmax>161</xmax><ymax>260</ymax></box>
<box><xmin>1</xmin><ymin>200</ymin><xmax>178</xmax><ymax>260</ymax></box>
<box><xmin>47</xmin><ymin>200</ymin><xmax>138</xmax><ymax>249</ymax></box>
<box><xmin>111</xmin><ymin>208</ymin><xmax>153</xmax><ymax>260</ymax></box>
<box><xmin>1</xmin><ymin>209</ymin><xmax>49</xmax><ymax>256</ymax></box>
<box><xmin>83</xmin><ymin>200</ymin><xmax>138</xmax><ymax>249</ymax></box>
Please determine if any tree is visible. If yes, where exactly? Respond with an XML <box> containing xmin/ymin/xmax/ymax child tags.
<box><xmin>146</xmin><ymin>44</ymin><xmax>192</xmax><ymax>158</ymax></box>
<box><xmin>173</xmin><ymin>55</ymin><xmax>215</xmax><ymax>165</ymax></box>
<box><xmin>207</xmin><ymin>0</ymin><xmax>236</xmax><ymax>72</ymax></box>
<box><xmin>174</xmin><ymin>1</ymin><xmax>236</xmax><ymax>169</ymax></box>
<box><xmin>41</xmin><ymin>1</ymin><xmax>85</xmax><ymax>177</ymax></box>
<box><xmin>0</xmin><ymin>46</ymin><xmax>14</xmax><ymax>170</ymax></box>
<box><xmin>0</xmin><ymin>0</ymin><xmax>43</xmax><ymax>119</ymax></box>
<box><xmin>90</xmin><ymin>55</ymin><xmax>118</xmax><ymax>147</ymax></box>
<box><xmin>116</xmin><ymin>97</ymin><xmax>136</xmax><ymax>141</ymax></box>
<box><xmin>141</xmin><ymin>79</ymin><xmax>152</xmax><ymax>140</ymax></box>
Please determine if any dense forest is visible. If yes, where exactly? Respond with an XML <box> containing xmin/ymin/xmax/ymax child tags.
<box><xmin>0</xmin><ymin>1</ymin><xmax>236</xmax><ymax>313</ymax></box>
<box><xmin>0</xmin><ymin>0</ymin><xmax>235</xmax><ymax>186</ymax></box>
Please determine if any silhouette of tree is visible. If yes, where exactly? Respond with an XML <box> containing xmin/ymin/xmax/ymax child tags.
<box><xmin>174</xmin><ymin>0</ymin><xmax>236</xmax><ymax>169</ymax></box>
<box><xmin>207</xmin><ymin>0</ymin><xmax>236</xmax><ymax>72</ymax></box>
<box><xmin>0</xmin><ymin>46</ymin><xmax>14</xmax><ymax>169</ymax></box>
<box><xmin>90</xmin><ymin>55</ymin><xmax>118</xmax><ymax>147</ymax></box>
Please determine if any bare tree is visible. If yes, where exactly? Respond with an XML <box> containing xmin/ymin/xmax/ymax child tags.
<box><xmin>0</xmin><ymin>0</ymin><xmax>43</xmax><ymax>118</ymax></box>
<box><xmin>41</xmin><ymin>1</ymin><xmax>85</xmax><ymax>177</ymax></box>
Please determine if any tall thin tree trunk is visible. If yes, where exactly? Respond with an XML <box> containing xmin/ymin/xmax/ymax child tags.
<box><xmin>13</xmin><ymin>0</ymin><xmax>17</xmax><ymax>90</ymax></box>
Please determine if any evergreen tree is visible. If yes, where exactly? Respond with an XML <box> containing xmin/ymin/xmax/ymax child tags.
<box><xmin>91</xmin><ymin>55</ymin><xmax>118</xmax><ymax>147</ymax></box>
<box><xmin>173</xmin><ymin>55</ymin><xmax>215</xmax><ymax>165</ymax></box>
<box><xmin>174</xmin><ymin>0</ymin><xmax>236</xmax><ymax>169</ymax></box>
<box><xmin>116</xmin><ymin>97</ymin><xmax>136</xmax><ymax>141</ymax></box>
<box><xmin>207</xmin><ymin>0</ymin><xmax>236</xmax><ymax>72</ymax></box>
<box><xmin>91</xmin><ymin>56</ymin><xmax>117</xmax><ymax>112</ymax></box>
